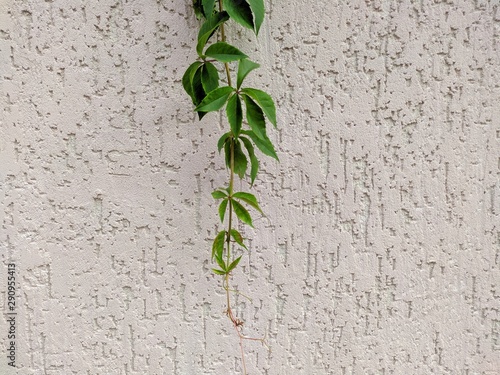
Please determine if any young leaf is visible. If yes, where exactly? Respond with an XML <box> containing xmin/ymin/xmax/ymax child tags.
<box><xmin>218</xmin><ymin>198</ymin><xmax>229</xmax><ymax>222</ymax></box>
<box><xmin>201</xmin><ymin>62</ymin><xmax>219</xmax><ymax>93</ymax></box>
<box><xmin>195</xmin><ymin>86</ymin><xmax>234</xmax><ymax>113</ymax></box>
<box><xmin>243</xmin><ymin>94</ymin><xmax>267</xmax><ymax>140</ymax></box>
<box><xmin>202</xmin><ymin>0</ymin><xmax>216</xmax><ymax>17</ymax></box>
<box><xmin>247</xmin><ymin>0</ymin><xmax>264</xmax><ymax>34</ymax></box>
<box><xmin>214</xmin><ymin>252</ymin><xmax>227</xmax><ymax>271</ymax></box>
<box><xmin>212</xmin><ymin>268</ymin><xmax>227</xmax><ymax>275</ymax></box>
<box><xmin>212</xmin><ymin>231</ymin><xmax>226</xmax><ymax>260</ymax></box>
<box><xmin>217</xmin><ymin>132</ymin><xmax>231</xmax><ymax>153</ymax></box>
<box><xmin>232</xmin><ymin>200</ymin><xmax>253</xmax><ymax>227</ymax></box>
<box><xmin>237</xmin><ymin>59</ymin><xmax>260</xmax><ymax>89</ymax></box>
<box><xmin>233</xmin><ymin>192</ymin><xmax>263</xmax><ymax>214</ymax></box>
<box><xmin>240</xmin><ymin>136</ymin><xmax>259</xmax><ymax>185</ymax></box>
<box><xmin>182</xmin><ymin>61</ymin><xmax>203</xmax><ymax>101</ymax></box>
<box><xmin>241</xmin><ymin>130</ymin><xmax>278</xmax><ymax>160</ymax></box>
<box><xmin>226</xmin><ymin>94</ymin><xmax>242</xmax><ymax>136</ymax></box>
<box><xmin>226</xmin><ymin>255</ymin><xmax>242</xmax><ymax>273</ymax></box>
<box><xmin>230</xmin><ymin>229</ymin><xmax>247</xmax><ymax>249</ymax></box>
<box><xmin>205</xmin><ymin>42</ymin><xmax>248</xmax><ymax>62</ymax></box>
<box><xmin>233</xmin><ymin>140</ymin><xmax>248</xmax><ymax>179</ymax></box>
<box><xmin>224</xmin><ymin>0</ymin><xmax>254</xmax><ymax>30</ymax></box>
<box><xmin>212</xmin><ymin>189</ymin><xmax>228</xmax><ymax>199</ymax></box>
<box><xmin>241</xmin><ymin>88</ymin><xmax>276</xmax><ymax>127</ymax></box>
<box><xmin>197</xmin><ymin>11</ymin><xmax>229</xmax><ymax>55</ymax></box>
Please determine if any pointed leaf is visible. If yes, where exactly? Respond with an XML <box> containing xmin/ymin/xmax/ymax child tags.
<box><xmin>237</xmin><ymin>59</ymin><xmax>260</xmax><ymax>89</ymax></box>
<box><xmin>215</xmin><ymin>252</ymin><xmax>227</xmax><ymax>270</ymax></box>
<box><xmin>212</xmin><ymin>231</ymin><xmax>226</xmax><ymax>261</ymax></box>
<box><xmin>226</xmin><ymin>255</ymin><xmax>242</xmax><ymax>273</ymax></box>
<box><xmin>240</xmin><ymin>136</ymin><xmax>259</xmax><ymax>185</ymax></box>
<box><xmin>243</xmin><ymin>94</ymin><xmax>266</xmax><ymax>140</ymax></box>
<box><xmin>201</xmin><ymin>62</ymin><xmax>219</xmax><ymax>93</ymax></box>
<box><xmin>205</xmin><ymin>42</ymin><xmax>248</xmax><ymax>62</ymax></box>
<box><xmin>233</xmin><ymin>140</ymin><xmax>248</xmax><ymax>179</ymax></box>
<box><xmin>211</xmin><ymin>189</ymin><xmax>228</xmax><ymax>199</ymax></box>
<box><xmin>218</xmin><ymin>198</ymin><xmax>228</xmax><ymax>222</ymax></box>
<box><xmin>247</xmin><ymin>0</ymin><xmax>264</xmax><ymax>34</ymax></box>
<box><xmin>233</xmin><ymin>192</ymin><xmax>263</xmax><ymax>214</ymax></box>
<box><xmin>232</xmin><ymin>200</ymin><xmax>253</xmax><ymax>227</ymax></box>
<box><xmin>182</xmin><ymin>61</ymin><xmax>203</xmax><ymax>101</ymax></box>
<box><xmin>224</xmin><ymin>139</ymin><xmax>231</xmax><ymax>168</ymax></box>
<box><xmin>241</xmin><ymin>130</ymin><xmax>278</xmax><ymax>160</ymax></box>
<box><xmin>192</xmin><ymin>67</ymin><xmax>208</xmax><ymax>120</ymax></box>
<box><xmin>202</xmin><ymin>0</ymin><xmax>216</xmax><ymax>17</ymax></box>
<box><xmin>230</xmin><ymin>229</ymin><xmax>247</xmax><ymax>249</ymax></box>
<box><xmin>197</xmin><ymin>11</ymin><xmax>229</xmax><ymax>55</ymax></box>
<box><xmin>226</xmin><ymin>94</ymin><xmax>242</xmax><ymax>136</ymax></box>
<box><xmin>218</xmin><ymin>132</ymin><xmax>231</xmax><ymax>153</ymax></box>
<box><xmin>241</xmin><ymin>88</ymin><xmax>276</xmax><ymax>127</ymax></box>
<box><xmin>225</xmin><ymin>0</ymin><xmax>254</xmax><ymax>30</ymax></box>
<box><xmin>195</xmin><ymin>86</ymin><xmax>234</xmax><ymax>112</ymax></box>
<box><xmin>212</xmin><ymin>268</ymin><xmax>227</xmax><ymax>275</ymax></box>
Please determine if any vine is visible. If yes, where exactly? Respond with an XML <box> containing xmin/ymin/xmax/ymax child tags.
<box><xmin>183</xmin><ymin>0</ymin><xmax>277</xmax><ymax>372</ymax></box>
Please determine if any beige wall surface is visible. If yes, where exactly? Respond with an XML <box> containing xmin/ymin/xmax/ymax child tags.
<box><xmin>1</xmin><ymin>0</ymin><xmax>499</xmax><ymax>374</ymax></box>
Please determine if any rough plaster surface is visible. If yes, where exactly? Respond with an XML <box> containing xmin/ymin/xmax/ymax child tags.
<box><xmin>0</xmin><ymin>0</ymin><xmax>499</xmax><ymax>374</ymax></box>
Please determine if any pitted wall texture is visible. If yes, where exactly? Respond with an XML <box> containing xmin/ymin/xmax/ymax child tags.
<box><xmin>0</xmin><ymin>0</ymin><xmax>499</xmax><ymax>374</ymax></box>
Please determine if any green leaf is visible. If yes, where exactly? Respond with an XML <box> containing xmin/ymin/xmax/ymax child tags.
<box><xmin>230</xmin><ymin>229</ymin><xmax>247</xmax><ymax>249</ymax></box>
<box><xmin>211</xmin><ymin>189</ymin><xmax>228</xmax><ymax>199</ymax></box>
<box><xmin>226</xmin><ymin>255</ymin><xmax>242</xmax><ymax>273</ymax></box>
<box><xmin>247</xmin><ymin>0</ymin><xmax>264</xmax><ymax>34</ymax></box>
<box><xmin>201</xmin><ymin>62</ymin><xmax>219</xmax><ymax>93</ymax></box>
<box><xmin>241</xmin><ymin>88</ymin><xmax>276</xmax><ymax>127</ymax></box>
<box><xmin>226</xmin><ymin>94</ymin><xmax>242</xmax><ymax>136</ymax></box>
<box><xmin>240</xmin><ymin>136</ymin><xmax>259</xmax><ymax>185</ymax></box>
<box><xmin>217</xmin><ymin>132</ymin><xmax>231</xmax><ymax>153</ymax></box>
<box><xmin>225</xmin><ymin>0</ymin><xmax>254</xmax><ymax>30</ymax></box>
<box><xmin>232</xmin><ymin>200</ymin><xmax>253</xmax><ymax>227</ymax></box>
<box><xmin>233</xmin><ymin>192</ymin><xmax>263</xmax><ymax>214</ymax></box>
<box><xmin>214</xmin><ymin>252</ymin><xmax>227</xmax><ymax>270</ymax></box>
<box><xmin>233</xmin><ymin>140</ymin><xmax>248</xmax><ymax>178</ymax></box>
<box><xmin>182</xmin><ymin>61</ymin><xmax>203</xmax><ymax>101</ymax></box>
<box><xmin>212</xmin><ymin>231</ymin><xmax>226</xmax><ymax>261</ymax></box>
<box><xmin>224</xmin><ymin>138</ymin><xmax>231</xmax><ymax>168</ymax></box>
<box><xmin>192</xmin><ymin>67</ymin><xmax>208</xmax><ymax>120</ymax></box>
<box><xmin>202</xmin><ymin>0</ymin><xmax>216</xmax><ymax>17</ymax></box>
<box><xmin>224</xmin><ymin>139</ymin><xmax>232</xmax><ymax>169</ymax></box>
<box><xmin>195</xmin><ymin>86</ymin><xmax>234</xmax><ymax>113</ymax></box>
<box><xmin>243</xmin><ymin>94</ymin><xmax>266</xmax><ymax>140</ymax></box>
<box><xmin>193</xmin><ymin>0</ymin><xmax>205</xmax><ymax>19</ymax></box>
<box><xmin>218</xmin><ymin>198</ymin><xmax>228</xmax><ymax>222</ymax></box>
<box><xmin>212</xmin><ymin>268</ymin><xmax>227</xmax><ymax>275</ymax></box>
<box><xmin>205</xmin><ymin>42</ymin><xmax>248</xmax><ymax>62</ymax></box>
<box><xmin>237</xmin><ymin>59</ymin><xmax>260</xmax><ymax>89</ymax></box>
<box><xmin>197</xmin><ymin>11</ymin><xmax>229</xmax><ymax>56</ymax></box>
<box><xmin>241</xmin><ymin>130</ymin><xmax>278</xmax><ymax>160</ymax></box>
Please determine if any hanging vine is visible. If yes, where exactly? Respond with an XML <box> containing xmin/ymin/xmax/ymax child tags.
<box><xmin>183</xmin><ymin>0</ymin><xmax>277</xmax><ymax>373</ymax></box>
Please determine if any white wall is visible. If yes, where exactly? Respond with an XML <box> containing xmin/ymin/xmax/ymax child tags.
<box><xmin>1</xmin><ymin>0</ymin><xmax>499</xmax><ymax>374</ymax></box>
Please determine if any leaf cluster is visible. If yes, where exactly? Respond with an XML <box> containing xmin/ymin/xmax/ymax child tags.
<box><xmin>184</xmin><ymin>0</ymin><xmax>277</xmax><ymax>276</ymax></box>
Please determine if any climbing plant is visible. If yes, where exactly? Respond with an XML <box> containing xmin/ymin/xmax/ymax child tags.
<box><xmin>182</xmin><ymin>0</ymin><xmax>277</xmax><ymax>372</ymax></box>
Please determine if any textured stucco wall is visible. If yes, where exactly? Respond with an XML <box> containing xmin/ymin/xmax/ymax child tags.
<box><xmin>1</xmin><ymin>0</ymin><xmax>499</xmax><ymax>374</ymax></box>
